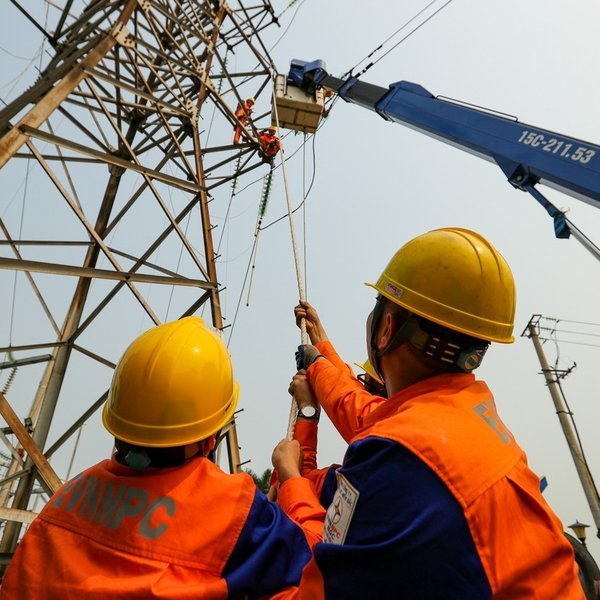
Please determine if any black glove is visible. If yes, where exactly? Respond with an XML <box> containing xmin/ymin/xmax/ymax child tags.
<box><xmin>295</xmin><ymin>344</ymin><xmax>324</xmax><ymax>371</ymax></box>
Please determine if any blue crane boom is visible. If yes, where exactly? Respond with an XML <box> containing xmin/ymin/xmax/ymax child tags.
<box><xmin>287</xmin><ymin>59</ymin><xmax>600</xmax><ymax>260</ymax></box>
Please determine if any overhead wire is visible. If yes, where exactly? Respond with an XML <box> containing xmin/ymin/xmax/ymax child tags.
<box><xmin>274</xmin><ymin>0</ymin><xmax>303</xmax><ymax>21</ymax></box>
<box><xmin>233</xmin><ymin>127</ymin><xmax>314</xmax><ymax>197</ymax></box>
<box><xmin>537</xmin><ymin>315</ymin><xmax>600</xmax><ymax>346</ymax></box>
<box><xmin>0</xmin><ymin>43</ymin><xmax>44</xmax><ymax>104</ymax></box>
<box><xmin>7</xmin><ymin>0</ymin><xmax>55</xmax><ymax>44</ymax></box>
<box><xmin>7</xmin><ymin>160</ymin><xmax>32</xmax><ymax>346</ymax></box>
<box><xmin>342</xmin><ymin>0</ymin><xmax>447</xmax><ymax>78</ymax></box>
<box><xmin>226</xmin><ymin>234</ymin><xmax>260</xmax><ymax>348</ymax></box>
<box><xmin>550</xmin><ymin>318</ymin><xmax>600</xmax><ymax>328</ymax></box>
<box><xmin>250</xmin><ymin>0</ymin><xmax>451</xmax><ymax>231</ymax></box>
<box><xmin>538</xmin><ymin>338</ymin><xmax>600</xmax><ymax>349</ymax></box>
<box><xmin>224</xmin><ymin>122</ymin><xmax>319</xmax><ymax>349</ymax></box>
<box><xmin>5</xmin><ymin>3</ymin><xmax>50</xmax><ymax>371</ymax></box>
<box><xmin>245</xmin><ymin>170</ymin><xmax>273</xmax><ymax>307</ymax></box>
<box><xmin>225</xmin><ymin>0</ymin><xmax>453</xmax><ymax>360</ymax></box>
<box><xmin>352</xmin><ymin>0</ymin><xmax>455</xmax><ymax>79</ymax></box>
<box><xmin>0</xmin><ymin>45</ymin><xmax>36</xmax><ymax>61</ymax></box>
<box><xmin>538</xmin><ymin>327</ymin><xmax>600</xmax><ymax>339</ymax></box>
<box><xmin>268</xmin><ymin>0</ymin><xmax>307</xmax><ymax>53</ymax></box>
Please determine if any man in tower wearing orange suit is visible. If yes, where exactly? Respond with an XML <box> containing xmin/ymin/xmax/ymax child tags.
<box><xmin>233</xmin><ymin>97</ymin><xmax>255</xmax><ymax>144</ymax></box>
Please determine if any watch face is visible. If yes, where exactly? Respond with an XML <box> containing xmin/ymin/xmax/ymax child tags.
<box><xmin>299</xmin><ymin>405</ymin><xmax>318</xmax><ymax>418</ymax></box>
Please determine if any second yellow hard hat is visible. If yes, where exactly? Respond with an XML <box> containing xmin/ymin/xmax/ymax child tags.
<box><xmin>103</xmin><ymin>317</ymin><xmax>239</xmax><ymax>447</ymax></box>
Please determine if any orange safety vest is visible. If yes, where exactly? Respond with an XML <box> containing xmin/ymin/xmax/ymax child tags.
<box><xmin>259</xmin><ymin>132</ymin><xmax>281</xmax><ymax>156</ymax></box>
<box><xmin>235</xmin><ymin>101</ymin><xmax>252</xmax><ymax>123</ymax></box>
<box><xmin>1</xmin><ymin>455</ymin><xmax>258</xmax><ymax>598</ymax></box>
<box><xmin>297</xmin><ymin>373</ymin><xmax>583</xmax><ymax>599</ymax></box>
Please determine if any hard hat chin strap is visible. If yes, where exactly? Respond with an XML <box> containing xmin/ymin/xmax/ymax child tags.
<box><xmin>370</xmin><ymin>301</ymin><xmax>420</xmax><ymax>380</ymax></box>
<box><xmin>206</xmin><ymin>428</ymin><xmax>223</xmax><ymax>463</ymax></box>
<box><xmin>370</xmin><ymin>296</ymin><xmax>418</xmax><ymax>380</ymax></box>
<box><xmin>370</xmin><ymin>297</ymin><xmax>489</xmax><ymax>376</ymax></box>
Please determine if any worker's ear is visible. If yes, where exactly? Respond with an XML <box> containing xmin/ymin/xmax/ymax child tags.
<box><xmin>376</xmin><ymin>311</ymin><xmax>396</xmax><ymax>350</ymax></box>
<box><xmin>200</xmin><ymin>436</ymin><xmax>217</xmax><ymax>456</ymax></box>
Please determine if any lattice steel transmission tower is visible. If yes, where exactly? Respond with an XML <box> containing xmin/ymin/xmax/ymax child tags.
<box><xmin>0</xmin><ymin>0</ymin><xmax>279</xmax><ymax>556</ymax></box>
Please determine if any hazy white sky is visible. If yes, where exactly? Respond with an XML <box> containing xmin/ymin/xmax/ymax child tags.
<box><xmin>2</xmin><ymin>0</ymin><xmax>600</xmax><ymax>559</ymax></box>
<box><xmin>237</xmin><ymin>0</ymin><xmax>600</xmax><ymax>559</ymax></box>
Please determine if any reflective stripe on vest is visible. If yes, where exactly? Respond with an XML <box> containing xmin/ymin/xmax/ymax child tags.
<box><xmin>41</xmin><ymin>456</ymin><xmax>255</xmax><ymax>570</ymax></box>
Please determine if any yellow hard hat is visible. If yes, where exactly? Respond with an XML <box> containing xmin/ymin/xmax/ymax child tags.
<box><xmin>247</xmin><ymin>97</ymin><xmax>256</xmax><ymax>104</ymax></box>
<box><xmin>354</xmin><ymin>360</ymin><xmax>384</xmax><ymax>385</ymax></box>
<box><xmin>366</xmin><ymin>228</ymin><xmax>515</xmax><ymax>343</ymax></box>
<box><xmin>268</xmin><ymin>125</ymin><xmax>277</xmax><ymax>133</ymax></box>
<box><xmin>102</xmin><ymin>317</ymin><xmax>239</xmax><ymax>447</ymax></box>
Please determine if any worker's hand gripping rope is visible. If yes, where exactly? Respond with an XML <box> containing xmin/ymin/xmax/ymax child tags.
<box><xmin>295</xmin><ymin>344</ymin><xmax>324</xmax><ymax>371</ymax></box>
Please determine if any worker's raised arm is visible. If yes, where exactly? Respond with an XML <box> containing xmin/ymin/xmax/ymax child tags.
<box><xmin>289</xmin><ymin>370</ymin><xmax>340</xmax><ymax>498</ymax></box>
<box><xmin>288</xmin><ymin>370</ymin><xmax>320</xmax><ymax>474</ymax></box>
<box><xmin>296</xmin><ymin>349</ymin><xmax>386</xmax><ymax>443</ymax></box>
<box><xmin>294</xmin><ymin>301</ymin><xmax>329</xmax><ymax>345</ymax></box>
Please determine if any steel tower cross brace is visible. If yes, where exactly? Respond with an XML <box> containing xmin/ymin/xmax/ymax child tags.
<box><xmin>0</xmin><ymin>0</ymin><xmax>278</xmax><ymax>555</ymax></box>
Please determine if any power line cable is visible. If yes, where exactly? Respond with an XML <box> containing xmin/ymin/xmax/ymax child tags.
<box><xmin>268</xmin><ymin>0</ymin><xmax>307</xmax><ymax>53</ymax></box>
<box><xmin>224</xmin><ymin>133</ymin><xmax>316</xmax><ymax>344</ymax></box>
<box><xmin>258</xmin><ymin>112</ymin><xmax>319</xmax><ymax>232</ymax></box>
<box><xmin>226</xmin><ymin>0</ymin><xmax>452</xmax><ymax>347</ymax></box>
<box><xmin>0</xmin><ymin>45</ymin><xmax>36</xmax><ymax>60</ymax></box>
<box><xmin>343</xmin><ymin>0</ymin><xmax>445</xmax><ymax>78</ymax></box>
<box><xmin>226</xmin><ymin>234</ymin><xmax>259</xmax><ymax>348</ymax></box>
<box><xmin>275</xmin><ymin>0</ymin><xmax>303</xmax><ymax>20</ymax></box>
<box><xmin>538</xmin><ymin>327</ymin><xmax>600</xmax><ymax>339</ymax></box>
<box><xmin>553</xmin><ymin>318</ymin><xmax>600</xmax><ymax>328</ymax></box>
<box><xmin>354</xmin><ymin>0</ymin><xmax>455</xmax><ymax>79</ymax></box>
<box><xmin>6</xmin><ymin>4</ymin><xmax>49</xmax><ymax>345</ymax></box>
<box><xmin>538</xmin><ymin>338</ymin><xmax>600</xmax><ymax>349</ymax></box>
<box><xmin>8</xmin><ymin>0</ymin><xmax>54</xmax><ymax>44</ymax></box>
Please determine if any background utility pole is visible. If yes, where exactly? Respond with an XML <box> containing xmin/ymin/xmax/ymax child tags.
<box><xmin>524</xmin><ymin>315</ymin><xmax>600</xmax><ymax>538</ymax></box>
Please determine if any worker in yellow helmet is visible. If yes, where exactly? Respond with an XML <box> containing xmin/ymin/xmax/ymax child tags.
<box><xmin>273</xmin><ymin>228</ymin><xmax>584</xmax><ymax>599</ymax></box>
<box><xmin>233</xmin><ymin>97</ymin><xmax>256</xmax><ymax>144</ymax></box>
<box><xmin>354</xmin><ymin>359</ymin><xmax>386</xmax><ymax>397</ymax></box>
<box><xmin>258</xmin><ymin>125</ymin><xmax>281</xmax><ymax>163</ymax></box>
<box><xmin>2</xmin><ymin>317</ymin><xmax>312</xmax><ymax>599</ymax></box>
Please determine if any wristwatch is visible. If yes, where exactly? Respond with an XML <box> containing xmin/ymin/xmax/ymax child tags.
<box><xmin>297</xmin><ymin>405</ymin><xmax>320</xmax><ymax>421</ymax></box>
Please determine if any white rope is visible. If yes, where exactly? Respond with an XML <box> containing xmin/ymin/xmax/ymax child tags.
<box><xmin>271</xmin><ymin>83</ymin><xmax>308</xmax><ymax>440</ymax></box>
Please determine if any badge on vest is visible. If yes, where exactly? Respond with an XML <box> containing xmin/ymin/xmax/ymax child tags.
<box><xmin>324</xmin><ymin>472</ymin><xmax>359</xmax><ymax>545</ymax></box>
